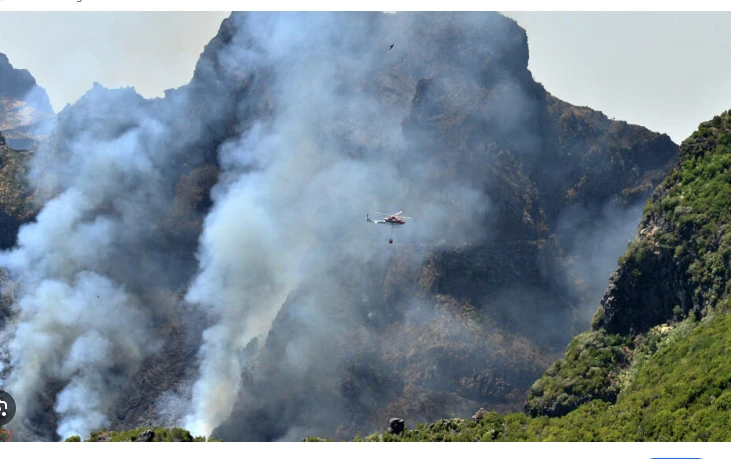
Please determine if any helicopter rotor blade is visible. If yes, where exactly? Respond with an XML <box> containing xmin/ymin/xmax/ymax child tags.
<box><xmin>370</xmin><ymin>211</ymin><xmax>411</xmax><ymax>219</ymax></box>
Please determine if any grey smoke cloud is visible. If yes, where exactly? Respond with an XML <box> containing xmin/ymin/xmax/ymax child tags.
<box><xmin>556</xmin><ymin>200</ymin><xmax>646</xmax><ymax>327</ymax></box>
<box><xmin>0</xmin><ymin>76</ymin><xmax>221</xmax><ymax>439</ymax></box>
<box><xmin>0</xmin><ymin>86</ymin><xmax>171</xmax><ymax>439</ymax></box>
<box><xmin>181</xmin><ymin>12</ymin><xmax>496</xmax><ymax>435</ymax></box>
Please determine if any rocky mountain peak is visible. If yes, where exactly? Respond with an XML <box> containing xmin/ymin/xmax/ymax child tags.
<box><xmin>0</xmin><ymin>52</ymin><xmax>53</xmax><ymax>115</ymax></box>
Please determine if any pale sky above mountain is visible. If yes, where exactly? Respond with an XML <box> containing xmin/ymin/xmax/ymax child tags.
<box><xmin>0</xmin><ymin>12</ymin><xmax>230</xmax><ymax>111</ymax></box>
<box><xmin>503</xmin><ymin>12</ymin><xmax>731</xmax><ymax>144</ymax></box>
<box><xmin>1</xmin><ymin>11</ymin><xmax>730</xmax><ymax>144</ymax></box>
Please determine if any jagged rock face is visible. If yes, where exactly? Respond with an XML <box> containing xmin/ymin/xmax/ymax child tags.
<box><xmin>0</xmin><ymin>52</ymin><xmax>54</xmax><ymax>147</ymax></box>
<box><xmin>598</xmin><ymin>235</ymin><xmax>695</xmax><ymax>336</ymax></box>
<box><xmin>0</xmin><ymin>52</ymin><xmax>52</xmax><ymax>113</ymax></box>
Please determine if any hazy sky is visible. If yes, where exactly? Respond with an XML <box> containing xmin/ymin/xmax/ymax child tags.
<box><xmin>1</xmin><ymin>11</ymin><xmax>730</xmax><ymax>144</ymax></box>
<box><xmin>504</xmin><ymin>12</ymin><xmax>731</xmax><ymax>145</ymax></box>
<box><xmin>0</xmin><ymin>12</ymin><xmax>230</xmax><ymax>109</ymax></box>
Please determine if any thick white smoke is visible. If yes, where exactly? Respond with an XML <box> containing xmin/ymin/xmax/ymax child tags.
<box><xmin>0</xmin><ymin>85</ymin><xmax>193</xmax><ymax>440</ymax></box>
<box><xmin>0</xmin><ymin>187</ymin><xmax>161</xmax><ymax>439</ymax></box>
<box><xmin>181</xmin><ymin>12</ymin><xmax>493</xmax><ymax>436</ymax></box>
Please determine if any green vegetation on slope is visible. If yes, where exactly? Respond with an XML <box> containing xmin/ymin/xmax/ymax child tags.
<box><xmin>527</xmin><ymin>109</ymin><xmax>731</xmax><ymax>417</ymax></box>
<box><xmin>0</xmin><ymin>144</ymin><xmax>36</xmax><ymax>220</ymax></box>
<box><xmin>342</xmin><ymin>109</ymin><xmax>731</xmax><ymax>441</ymax></box>
<box><xmin>523</xmin><ymin>330</ymin><xmax>629</xmax><ymax>417</ymax></box>
<box><xmin>64</xmin><ymin>427</ymin><xmax>219</xmax><ymax>442</ymax></box>
<box><xmin>358</xmin><ymin>308</ymin><xmax>731</xmax><ymax>441</ymax></box>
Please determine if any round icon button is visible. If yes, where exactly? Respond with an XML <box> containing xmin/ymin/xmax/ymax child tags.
<box><xmin>0</xmin><ymin>391</ymin><xmax>16</xmax><ymax>426</ymax></box>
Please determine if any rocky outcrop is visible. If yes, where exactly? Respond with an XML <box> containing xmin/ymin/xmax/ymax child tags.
<box><xmin>595</xmin><ymin>235</ymin><xmax>695</xmax><ymax>336</ymax></box>
<box><xmin>0</xmin><ymin>52</ymin><xmax>54</xmax><ymax>147</ymax></box>
<box><xmin>134</xmin><ymin>430</ymin><xmax>155</xmax><ymax>442</ymax></box>
<box><xmin>388</xmin><ymin>418</ymin><xmax>405</xmax><ymax>435</ymax></box>
<box><xmin>0</xmin><ymin>52</ymin><xmax>53</xmax><ymax>114</ymax></box>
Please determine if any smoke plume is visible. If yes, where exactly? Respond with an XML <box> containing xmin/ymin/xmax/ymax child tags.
<box><xmin>0</xmin><ymin>12</ymin><xmax>676</xmax><ymax>441</ymax></box>
<box><xmin>180</xmin><ymin>12</ymin><xmax>498</xmax><ymax>436</ymax></box>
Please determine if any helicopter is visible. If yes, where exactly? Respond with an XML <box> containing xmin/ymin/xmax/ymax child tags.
<box><xmin>367</xmin><ymin>211</ymin><xmax>411</xmax><ymax>244</ymax></box>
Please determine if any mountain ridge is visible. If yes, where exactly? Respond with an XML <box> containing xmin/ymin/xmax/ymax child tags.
<box><xmin>0</xmin><ymin>12</ymin><xmax>682</xmax><ymax>442</ymax></box>
<box><xmin>0</xmin><ymin>52</ymin><xmax>54</xmax><ymax>150</ymax></box>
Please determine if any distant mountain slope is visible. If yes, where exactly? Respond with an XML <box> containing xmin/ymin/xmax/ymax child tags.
<box><xmin>0</xmin><ymin>53</ymin><xmax>50</xmax><ymax>250</ymax></box>
<box><xmin>0</xmin><ymin>52</ymin><xmax>54</xmax><ymax>149</ymax></box>
<box><xmin>0</xmin><ymin>52</ymin><xmax>52</xmax><ymax>250</ymax></box>
<box><xmin>0</xmin><ymin>52</ymin><xmax>53</xmax><ymax>113</ymax></box>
